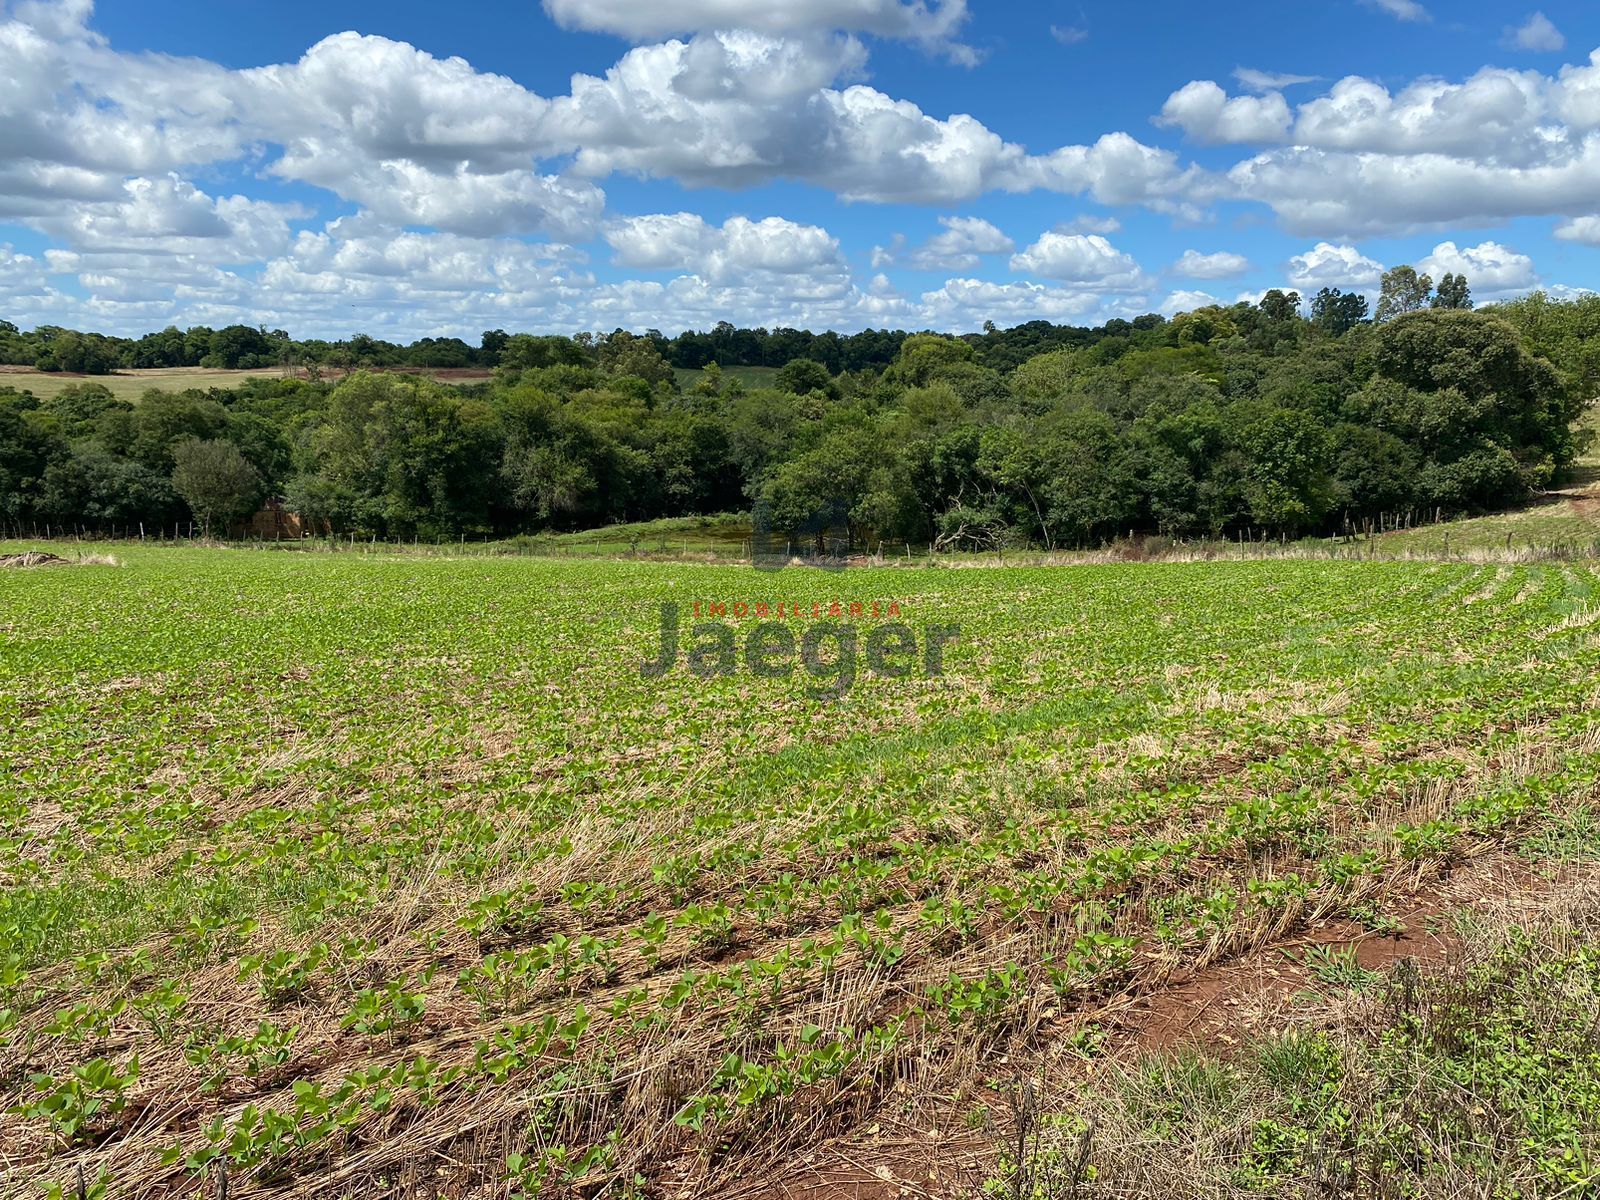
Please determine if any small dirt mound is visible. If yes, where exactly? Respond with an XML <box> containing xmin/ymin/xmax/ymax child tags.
<box><xmin>0</xmin><ymin>551</ymin><xmax>71</xmax><ymax>569</ymax></box>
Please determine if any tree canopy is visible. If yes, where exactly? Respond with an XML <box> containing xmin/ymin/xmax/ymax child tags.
<box><xmin>1</xmin><ymin>285</ymin><xmax>1591</xmax><ymax>545</ymax></box>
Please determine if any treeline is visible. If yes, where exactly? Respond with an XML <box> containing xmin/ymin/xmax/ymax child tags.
<box><xmin>0</xmin><ymin>313</ymin><xmax>1211</xmax><ymax>377</ymax></box>
<box><xmin>0</xmin><ymin>319</ymin><xmax>922</xmax><ymax>375</ymax></box>
<box><xmin>1</xmin><ymin>289</ymin><xmax>1595</xmax><ymax>549</ymax></box>
<box><xmin>0</xmin><ymin>270</ymin><xmax>1504</xmax><ymax>379</ymax></box>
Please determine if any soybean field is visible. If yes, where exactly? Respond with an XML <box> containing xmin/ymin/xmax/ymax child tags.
<box><xmin>3</xmin><ymin>548</ymin><xmax>1600</xmax><ymax>1198</ymax></box>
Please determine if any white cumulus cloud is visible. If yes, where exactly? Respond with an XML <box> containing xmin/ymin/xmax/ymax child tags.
<box><xmin>1172</xmin><ymin>249</ymin><xmax>1253</xmax><ymax>279</ymax></box>
<box><xmin>544</xmin><ymin>35</ymin><xmax>1198</xmax><ymax>208</ymax></box>
<box><xmin>1555</xmin><ymin>215</ymin><xmax>1600</xmax><ymax>244</ymax></box>
<box><xmin>1287</xmin><ymin>242</ymin><xmax>1385</xmax><ymax>291</ymax></box>
<box><xmin>0</xmin><ymin>0</ymin><xmax>1588</xmax><ymax>338</ymax></box>
<box><xmin>1010</xmin><ymin>232</ymin><xmax>1145</xmax><ymax>288</ymax></box>
<box><xmin>1156</xmin><ymin>53</ymin><xmax>1600</xmax><ymax>235</ymax></box>
<box><xmin>540</xmin><ymin>0</ymin><xmax>973</xmax><ymax>61</ymax></box>
<box><xmin>1508</xmin><ymin>12</ymin><xmax>1565</xmax><ymax>53</ymax></box>
<box><xmin>1158</xmin><ymin>81</ymin><xmax>1292</xmax><ymax>143</ymax></box>
<box><xmin>1159</xmin><ymin>289</ymin><xmax>1221</xmax><ymax>315</ymax></box>
<box><xmin>604</xmin><ymin>213</ymin><xmax>848</xmax><ymax>286</ymax></box>
<box><xmin>1416</xmin><ymin>239</ymin><xmax>1539</xmax><ymax>298</ymax></box>
<box><xmin>1059</xmin><ymin>215</ymin><xmax>1122</xmax><ymax>235</ymax></box>
<box><xmin>31</xmin><ymin>175</ymin><xmax>297</xmax><ymax>257</ymax></box>
<box><xmin>918</xmin><ymin>278</ymin><xmax>1110</xmax><ymax>330</ymax></box>
<box><xmin>878</xmin><ymin>215</ymin><xmax>1014</xmax><ymax>270</ymax></box>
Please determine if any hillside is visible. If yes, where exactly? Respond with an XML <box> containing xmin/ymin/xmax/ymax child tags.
<box><xmin>1374</xmin><ymin>404</ymin><xmax>1600</xmax><ymax>557</ymax></box>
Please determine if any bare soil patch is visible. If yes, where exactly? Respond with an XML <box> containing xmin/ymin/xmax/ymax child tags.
<box><xmin>735</xmin><ymin>853</ymin><xmax>1591</xmax><ymax>1200</ymax></box>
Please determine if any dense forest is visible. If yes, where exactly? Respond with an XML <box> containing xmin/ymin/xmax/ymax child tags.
<box><xmin>0</xmin><ymin>317</ymin><xmax>920</xmax><ymax>377</ymax></box>
<box><xmin>2</xmin><ymin>279</ymin><xmax>1597</xmax><ymax>550</ymax></box>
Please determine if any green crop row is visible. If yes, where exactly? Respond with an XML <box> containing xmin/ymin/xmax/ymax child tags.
<box><xmin>3</xmin><ymin>546</ymin><xmax>1599</xmax><ymax>1195</ymax></box>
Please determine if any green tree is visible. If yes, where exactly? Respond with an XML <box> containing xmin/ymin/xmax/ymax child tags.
<box><xmin>1257</xmin><ymin>289</ymin><xmax>1303</xmax><ymax>324</ymax></box>
<box><xmin>1310</xmin><ymin>288</ymin><xmax>1369</xmax><ymax>336</ymax></box>
<box><xmin>1352</xmin><ymin>310</ymin><xmax>1578</xmax><ymax>508</ymax></box>
<box><xmin>42</xmin><ymin>449</ymin><xmax>179</xmax><ymax>529</ymax></box>
<box><xmin>1431</xmin><ymin>273</ymin><xmax>1473</xmax><ymax>311</ymax></box>
<box><xmin>0</xmin><ymin>397</ymin><xmax>63</xmax><ymax>522</ymax></box>
<box><xmin>689</xmin><ymin>362</ymin><xmax>726</xmax><ymax>401</ymax></box>
<box><xmin>1327</xmin><ymin>424</ymin><xmax>1417</xmax><ymax>523</ymax></box>
<box><xmin>129</xmin><ymin>326</ymin><xmax>189</xmax><ymax>368</ymax></box>
<box><xmin>34</xmin><ymin>329</ymin><xmax>118</xmax><ymax>374</ymax></box>
<box><xmin>1489</xmin><ymin>291</ymin><xmax>1600</xmax><ymax>405</ymax></box>
<box><xmin>1036</xmin><ymin>410</ymin><xmax>1141</xmax><ymax>547</ymax></box>
<box><xmin>775</xmin><ymin>358</ymin><xmax>834</xmax><ymax>397</ymax></box>
<box><xmin>203</xmin><ymin>325</ymin><xmax>276</xmax><ymax>369</ymax></box>
<box><xmin>41</xmin><ymin>385</ymin><xmax>125</xmax><ymax>441</ymax></box>
<box><xmin>1172</xmin><ymin>306</ymin><xmax>1239</xmax><ymax>347</ymax></box>
<box><xmin>182</xmin><ymin>326</ymin><xmax>215</xmax><ymax>365</ymax></box>
<box><xmin>595</xmin><ymin>331</ymin><xmax>674</xmax><ymax>388</ymax></box>
<box><xmin>170</xmin><ymin>438</ymin><xmax>262</xmax><ymax>535</ymax></box>
<box><xmin>761</xmin><ymin>428</ymin><xmax>886</xmax><ymax>553</ymax></box>
<box><xmin>223</xmin><ymin>413</ymin><xmax>294</xmax><ymax>492</ymax></box>
<box><xmin>1376</xmin><ymin>266</ymin><xmax>1434</xmax><ymax>322</ymax></box>
<box><xmin>501</xmin><ymin>443</ymin><xmax>594</xmax><ymax>522</ymax></box>
<box><xmin>118</xmin><ymin>392</ymin><xmax>229</xmax><ymax>475</ymax></box>
<box><xmin>977</xmin><ymin>426</ymin><xmax>1056</xmax><ymax>548</ymax></box>
<box><xmin>1009</xmin><ymin>348</ymin><xmax>1083</xmax><ymax>408</ymax></box>
<box><xmin>1236</xmin><ymin>406</ymin><xmax>1332</xmax><ymax>534</ymax></box>
<box><xmin>499</xmin><ymin>335</ymin><xmax>590</xmax><ymax>373</ymax></box>
<box><xmin>885</xmin><ymin>334</ymin><xmax>976</xmax><ymax>388</ymax></box>
<box><xmin>303</xmin><ymin>373</ymin><xmax>502</xmax><ymax>537</ymax></box>
<box><xmin>479</xmin><ymin>329</ymin><xmax>509</xmax><ymax>367</ymax></box>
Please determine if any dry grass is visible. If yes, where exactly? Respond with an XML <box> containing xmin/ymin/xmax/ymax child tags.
<box><xmin>0</xmin><ymin>550</ymin><xmax>117</xmax><ymax>568</ymax></box>
<box><xmin>0</xmin><ymin>365</ymin><xmax>495</xmax><ymax>403</ymax></box>
<box><xmin>999</xmin><ymin>874</ymin><xmax>1600</xmax><ymax>1200</ymax></box>
<box><xmin>0</xmin><ymin>366</ymin><xmax>276</xmax><ymax>402</ymax></box>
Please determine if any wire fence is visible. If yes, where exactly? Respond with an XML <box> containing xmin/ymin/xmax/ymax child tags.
<box><xmin>6</xmin><ymin>519</ymin><xmax>1600</xmax><ymax>567</ymax></box>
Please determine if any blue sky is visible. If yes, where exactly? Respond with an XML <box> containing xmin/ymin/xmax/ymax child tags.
<box><xmin>1</xmin><ymin>0</ymin><xmax>1598</xmax><ymax>340</ymax></box>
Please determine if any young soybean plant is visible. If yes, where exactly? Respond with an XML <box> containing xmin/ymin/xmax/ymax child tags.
<box><xmin>640</xmin><ymin>601</ymin><xmax>960</xmax><ymax>699</ymax></box>
<box><xmin>341</xmin><ymin>978</ymin><xmax>428</xmax><ymax>1037</ymax></box>
<box><xmin>6</xmin><ymin>549</ymin><xmax>1600</xmax><ymax>1197</ymax></box>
